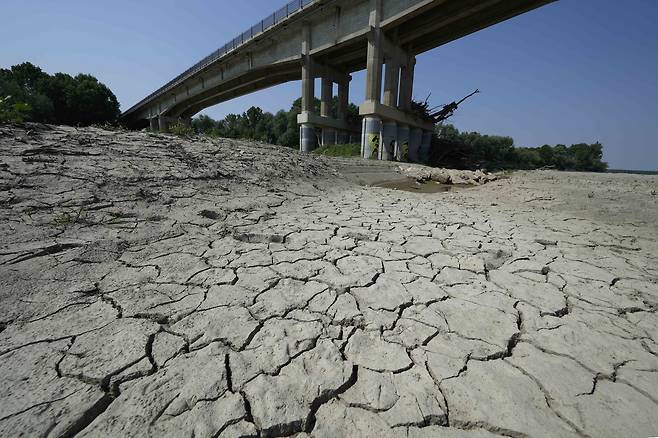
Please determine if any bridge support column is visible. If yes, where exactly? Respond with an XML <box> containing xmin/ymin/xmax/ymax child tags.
<box><xmin>158</xmin><ymin>115</ymin><xmax>169</xmax><ymax>133</ymax></box>
<box><xmin>320</xmin><ymin>77</ymin><xmax>336</xmax><ymax>146</ymax></box>
<box><xmin>396</xmin><ymin>124</ymin><xmax>409</xmax><ymax>161</ymax></box>
<box><xmin>337</xmin><ymin>79</ymin><xmax>350</xmax><ymax>144</ymax></box>
<box><xmin>149</xmin><ymin>118</ymin><xmax>158</xmax><ymax>132</ymax></box>
<box><xmin>420</xmin><ymin>130</ymin><xmax>433</xmax><ymax>163</ymax></box>
<box><xmin>381</xmin><ymin>121</ymin><xmax>396</xmax><ymax>161</ymax></box>
<box><xmin>399</xmin><ymin>56</ymin><xmax>415</xmax><ymax>112</ymax></box>
<box><xmin>300</xmin><ymin>124</ymin><xmax>315</xmax><ymax>153</ymax></box>
<box><xmin>383</xmin><ymin>58</ymin><xmax>400</xmax><ymax>108</ymax></box>
<box><xmin>299</xmin><ymin>23</ymin><xmax>316</xmax><ymax>153</ymax></box>
<box><xmin>409</xmin><ymin>127</ymin><xmax>423</xmax><ymax>163</ymax></box>
<box><xmin>362</xmin><ymin>116</ymin><xmax>382</xmax><ymax>160</ymax></box>
<box><xmin>321</xmin><ymin>129</ymin><xmax>336</xmax><ymax>146</ymax></box>
<box><xmin>361</xmin><ymin>0</ymin><xmax>383</xmax><ymax>159</ymax></box>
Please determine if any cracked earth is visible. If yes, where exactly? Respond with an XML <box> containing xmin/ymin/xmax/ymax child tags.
<box><xmin>1</xmin><ymin>124</ymin><xmax>657</xmax><ymax>438</ymax></box>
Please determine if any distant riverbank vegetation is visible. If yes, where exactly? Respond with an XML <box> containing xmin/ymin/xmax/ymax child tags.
<box><xmin>191</xmin><ymin>101</ymin><xmax>607</xmax><ymax>172</ymax></box>
<box><xmin>192</xmin><ymin>97</ymin><xmax>360</xmax><ymax>149</ymax></box>
<box><xmin>0</xmin><ymin>63</ymin><xmax>606</xmax><ymax>172</ymax></box>
<box><xmin>0</xmin><ymin>62</ymin><xmax>120</xmax><ymax>126</ymax></box>
<box><xmin>432</xmin><ymin>124</ymin><xmax>607</xmax><ymax>172</ymax></box>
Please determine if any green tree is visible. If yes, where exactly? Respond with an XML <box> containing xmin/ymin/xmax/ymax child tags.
<box><xmin>192</xmin><ymin>114</ymin><xmax>218</xmax><ymax>134</ymax></box>
<box><xmin>0</xmin><ymin>62</ymin><xmax>120</xmax><ymax>126</ymax></box>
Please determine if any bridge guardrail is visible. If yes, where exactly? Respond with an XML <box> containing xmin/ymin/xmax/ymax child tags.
<box><xmin>123</xmin><ymin>0</ymin><xmax>316</xmax><ymax>117</ymax></box>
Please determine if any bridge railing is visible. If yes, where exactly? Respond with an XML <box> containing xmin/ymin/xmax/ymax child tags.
<box><xmin>124</xmin><ymin>0</ymin><xmax>316</xmax><ymax>117</ymax></box>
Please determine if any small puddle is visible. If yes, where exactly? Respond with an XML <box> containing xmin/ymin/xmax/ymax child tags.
<box><xmin>374</xmin><ymin>177</ymin><xmax>464</xmax><ymax>193</ymax></box>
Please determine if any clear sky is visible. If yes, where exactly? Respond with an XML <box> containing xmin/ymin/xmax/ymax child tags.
<box><xmin>2</xmin><ymin>0</ymin><xmax>657</xmax><ymax>170</ymax></box>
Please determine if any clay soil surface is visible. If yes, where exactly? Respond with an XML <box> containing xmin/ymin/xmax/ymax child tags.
<box><xmin>1</xmin><ymin>124</ymin><xmax>657</xmax><ymax>437</ymax></box>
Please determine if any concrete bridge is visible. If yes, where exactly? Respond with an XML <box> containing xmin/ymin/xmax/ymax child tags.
<box><xmin>121</xmin><ymin>0</ymin><xmax>555</xmax><ymax>160</ymax></box>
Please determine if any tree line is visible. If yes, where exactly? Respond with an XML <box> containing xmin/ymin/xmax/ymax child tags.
<box><xmin>433</xmin><ymin>124</ymin><xmax>607</xmax><ymax>171</ymax></box>
<box><xmin>0</xmin><ymin>62</ymin><xmax>120</xmax><ymax>125</ymax></box>
<box><xmin>191</xmin><ymin>104</ymin><xmax>607</xmax><ymax>172</ymax></box>
<box><xmin>190</xmin><ymin>97</ymin><xmax>360</xmax><ymax>148</ymax></box>
<box><xmin>1</xmin><ymin>62</ymin><xmax>606</xmax><ymax>172</ymax></box>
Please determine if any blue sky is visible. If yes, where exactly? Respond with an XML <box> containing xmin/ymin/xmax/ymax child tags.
<box><xmin>2</xmin><ymin>0</ymin><xmax>657</xmax><ymax>170</ymax></box>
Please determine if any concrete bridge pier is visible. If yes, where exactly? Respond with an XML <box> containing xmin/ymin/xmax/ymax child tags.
<box><xmin>149</xmin><ymin>118</ymin><xmax>158</xmax><ymax>132</ymax></box>
<box><xmin>396</xmin><ymin>124</ymin><xmax>409</xmax><ymax>161</ymax></box>
<box><xmin>420</xmin><ymin>130</ymin><xmax>433</xmax><ymax>163</ymax></box>
<box><xmin>300</xmin><ymin>124</ymin><xmax>316</xmax><ymax>153</ymax></box>
<box><xmin>362</xmin><ymin>116</ymin><xmax>382</xmax><ymax>159</ymax></box>
<box><xmin>381</xmin><ymin>54</ymin><xmax>400</xmax><ymax>161</ymax></box>
<box><xmin>320</xmin><ymin>78</ymin><xmax>336</xmax><ymax>147</ymax></box>
<box><xmin>358</xmin><ymin>0</ymin><xmax>434</xmax><ymax>161</ymax></box>
<box><xmin>299</xmin><ymin>23</ymin><xmax>316</xmax><ymax>153</ymax></box>
<box><xmin>336</xmin><ymin>80</ymin><xmax>350</xmax><ymax>145</ymax></box>
<box><xmin>298</xmin><ymin>23</ymin><xmax>356</xmax><ymax>152</ymax></box>
<box><xmin>381</xmin><ymin>121</ymin><xmax>396</xmax><ymax>160</ymax></box>
<box><xmin>158</xmin><ymin>115</ymin><xmax>169</xmax><ymax>133</ymax></box>
<box><xmin>409</xmin><ymin>128</ymin><xmax>423</xmax><ymax>162</ymax></box>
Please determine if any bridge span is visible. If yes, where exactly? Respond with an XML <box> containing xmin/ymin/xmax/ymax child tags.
<box><xmin>121</xmin><ymin>0</ymin><xmax>555</xmax><ymax>160</ymax></box>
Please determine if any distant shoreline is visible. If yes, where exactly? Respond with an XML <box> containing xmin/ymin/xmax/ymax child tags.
<box><xmin>607</xmin><ymin>169</ymin><xmax>658</xmax><ymax>175</ymax></box>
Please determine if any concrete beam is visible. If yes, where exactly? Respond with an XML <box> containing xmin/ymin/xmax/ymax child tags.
<box><xmin>359</xmin><ymin>100</ymin><xmax>433</xmax><ymax>131</ymax></box>
<box><xmin>297</xmin><ymin>112</ymin><xmax>351</xmax><ymax>131</ymax></box>
<box><xmin>381</xmin><ymin>33</ymin><xmax>410</xmax><ymax>67</ymax></box>
<box><xmin>312</xmin><ymin>60</ymin><xmax>351</xmax><ymax>86</ymax></box>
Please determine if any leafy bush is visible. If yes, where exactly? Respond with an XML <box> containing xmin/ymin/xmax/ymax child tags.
<box><xmin>313</xmin><ymin>143</ymin><xmax>360</xmax><ymax>157</ymax></box>
<box><xmin>0</xmin><ymin>96</ymin><xmax>31</xmax><ymax>123</ymax></box>
<box><xmin>168</xmin><ymin>121</ymin><xmax>194</xmax><ymax>136</ymax></box>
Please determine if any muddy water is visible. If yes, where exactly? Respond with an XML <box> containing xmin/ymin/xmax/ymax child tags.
<box><xmin>374</xmin><ymin>177</ymin><xmax>468</xmax><ymax>193</ymax></box>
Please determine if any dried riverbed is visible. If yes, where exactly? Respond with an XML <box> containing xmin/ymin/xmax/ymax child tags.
<box><xmin>1</xmin><ymin>124</ymin><xmax>657</xmax><ymax>437</ymax></box>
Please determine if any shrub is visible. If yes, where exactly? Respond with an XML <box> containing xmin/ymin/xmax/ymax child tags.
<box><xmin>0</xmin><ymin>96</ymin><xmax>31</xmax><ymax>123</ymax></box>
<box><xmin>169</xmin><ymin>121</ymin><xmax>194</xmax><ymax>136</ymax></box>
<box><xmin>313</xmin><ymin>143</ymin><xmax>361</xmax><ymax>157</ymax></box>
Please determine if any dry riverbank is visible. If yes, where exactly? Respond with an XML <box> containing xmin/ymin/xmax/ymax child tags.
<box><xmin>1</xmin><ymin>124</ymin><xmax>656</xmax><ymax>437</ymax></box>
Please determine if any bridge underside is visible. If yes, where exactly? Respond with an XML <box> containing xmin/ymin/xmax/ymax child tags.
<box><xmin>122</xmin><ymin>0</ymin><xmax>554</xmax><ymax>161</ymax></box>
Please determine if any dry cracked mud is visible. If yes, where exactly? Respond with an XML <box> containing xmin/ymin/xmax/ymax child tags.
<box><xmin>0</xmin><ymin>124</ymin><xmax>657</xmax><ymax>438</ymax></box>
